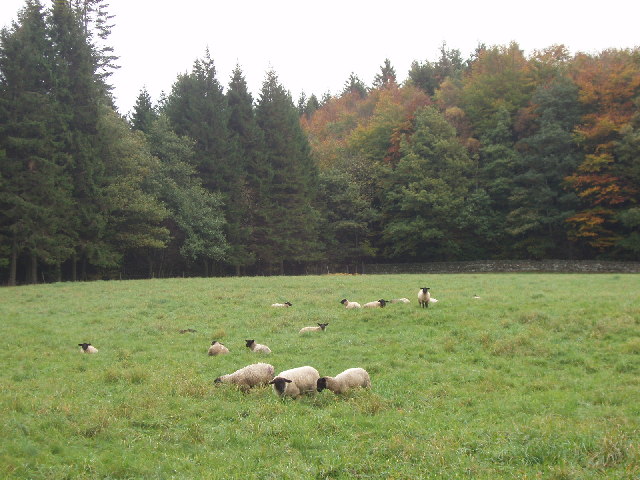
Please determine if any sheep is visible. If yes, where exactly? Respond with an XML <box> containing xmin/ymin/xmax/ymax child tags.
<box><xmin>363</xmin><ymin>299</ymin><xmax>387</xmax><ymax>308</ymax></box>
<box><xmin>340</xmin><ymin>299</ymin><xmax>361</xmax><ymax>309</ymax></box>
<box><xmin>78</xmin><ymin>343</ymin><xmax>98</xmax><ymax>354</ymax></box>
<box><xmin>271</xmin><ymin>302</ymin><xmax>293</xmax><ymax>307</ymax></box>
<box><xmin>208</xmin><ymin>341</ymin><xmax>230</xmax><ymax>356</ymax></box>
<box><xmin>299</xmin><ymin>323</ymin><xmax>329</xmax><ymax>334</ymax></box>
<box><xmin>245</xmin><ymin>339</ymin><xmax>271</xmax><ymax>354</ymax></box>
<box><xmin>390</xmin><ymin>298</ymin><xmax>410</xmax><ymax>304</ymax></box>
<box><xmin>214</xmin><ymin>362</ymin><xmax>275</xmax><ymax>390</ymax></box>
<box><xmin>269</xmin><ymin>366</ymin><xmax>320</xmax><ymax>398</ymax></box>
<box><xmin>418</xmin><ymin>287</ymin><xmax>438</xmax><ymax>307</ymax></box>
<box><xmin>317</xmin><ymin>367</ymin><xmax>371</xmax><ymax>394</ymax></box>
<box><xmin>418</xmin><ymin>287</ymin><xmax>431</xmax><ymax>308</ymax></box>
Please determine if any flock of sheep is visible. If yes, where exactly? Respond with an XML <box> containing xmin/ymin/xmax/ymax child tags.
<box><xmin>79</xmin><ymin>286</ymin><xmax>438</xmax><ymax>398</ymax></box>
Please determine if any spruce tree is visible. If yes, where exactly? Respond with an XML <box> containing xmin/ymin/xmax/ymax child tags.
<box><xmin>254</xmin><ymin>70</ymin><xmax>322</xmax><ymax>273</ymax></box>
<box><xmin>0</xmin><ymin>0</ymin><xmax>74</xmax><ymax>284</ymax></box>
<box><xmin>129</xmin><ymin>86</ymin><xmax>156</xmax><ymax>134</ymax></box>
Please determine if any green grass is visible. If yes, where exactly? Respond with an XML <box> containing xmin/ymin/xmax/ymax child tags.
<box><xmin>1</xmin><ymin>273</ymin><xmax>639</xmax><ymax>479</ymax></box>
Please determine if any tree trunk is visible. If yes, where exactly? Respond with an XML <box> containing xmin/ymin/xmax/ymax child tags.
<box><xmin>71</xmin><ymin>253</ymin><xmax>77</xmax><ymax>282</ymax></box>
<box><xmin>29</xmin><ymin>252</ymin><xmax>37</xmax><ymax>284</ymax></box>
<box><xmin>203</xmin><ymin>258</ymin><xmax>209</xmax><ymax>277</ymax></box>
<box><xmin>9</xmin><ymin>236</ymin><xmax>18</xmax><ymax>286</ymax></box>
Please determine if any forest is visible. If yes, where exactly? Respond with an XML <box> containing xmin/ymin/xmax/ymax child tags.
<box><xmin>1</xmin><ymin>0</ymin><xmax>639</xmax><ymax>284</ymax></box>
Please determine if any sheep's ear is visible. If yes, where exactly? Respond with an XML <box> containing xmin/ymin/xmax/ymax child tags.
<box><xmin>284</xmin><ymin>378</ymin><xmax>292</xmax><ymax>383</ymax></box>
<box><xmin>268</xmin><ymin>379</ymin><xmax>276</xmax><ymax>384</ymax></box>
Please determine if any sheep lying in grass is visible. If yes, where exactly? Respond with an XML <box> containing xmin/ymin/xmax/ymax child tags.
<box><xmin>208</xmin><ymin>341</ymin><xmax>229</xmax><ymax>356</ymax></box>
<box><xmin>214</xmin><ymin>363</ymin><xmax>275</xmax><ymax>390</ymax></box>
<box><xmin>390</xmin><ymin>298</ymin><xmax>410</xmax><ymax>304</ymax></box>
<box><xmin>269</xmin><ymin>366</ymin><xmax>320</xmax><ymax>398</ymax></box>
<box><xmin>317</xmin><ymin>367</ymin><xmax>371</xmax><ymax>394</ymax></box>
<box><xmin>245</xmin><ymin>339</ymin><xmax>271</xmax><ymax>354</ymax></box>
<box><xmin>340</xmin><ymin>299</ymin><xmax>361</xmax><ymax>309</ymax></box>
<box><xmin>78</xmin><ymin>343</ymin><xmax>98</xmax><ymax>354</ymax></box>
<box><xmin>271</xmin><ymin>302</ymin><xmax>293</xmax><ymax>307</ymax></box>
<box><xmin>299</xmin><ymin>323</ymin><xmax>329</xmax><ymax>334</ymax></box>
<box><xmin>363</xmin><ymin>299</ymin><xmax>387</xmax><ymax>308</ymax></box>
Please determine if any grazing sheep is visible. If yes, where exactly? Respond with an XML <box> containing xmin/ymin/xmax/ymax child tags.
<box><xmin>245</xmin><ymin>339</ymin><xmax>272</xmax><ymax>354</ymax></box>
<box><xmin>299</xmin><ymin>323</ymin><xmax>329</xmax><ymax>334</ymax></box>
<box><xmin>363</xmin><ymin>299</ymin><xmax>387</xmax><ymax>308</ymax></box>
<box><xmin>269</xmin><ymin>366</ymin><xmax>320</xmax><ymax>398</ymax></box>
<box><xmin>208</xmin><ymin>341</ymin><xmax>230</xmax><ymax>356</ymax></box>
<box><xmin>340</xmin><ymin>299</ymin><xmax>362</xmax><ymax>309</ymax></box>
<box><xmin>271</xmin><ymin>302</ymin><xmax>293</xmax><ymax>307</ymax></box>
<box><xmin>214</xmin><ymin>363</ymin><xmax>275</xmax><ymax>390</ymax></box>
<box><xmin>78</xmin><ymin>343</ymin><xmax>98</xmax><ymax>354</ymax></box>
<box><xmin>390</xmin><ymin>298</ymin><xmax>410</xmax><ymax>304</ymax></box>
<box><xmin>317</xmin><ymin>367</ymin><xmax>371</xmax><ymax>394</ymax></box>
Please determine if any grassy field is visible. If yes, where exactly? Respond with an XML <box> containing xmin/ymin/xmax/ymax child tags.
<box><xmin>0</xmin><ymin>273</ymin><xmax>639</xmax><ymax>479</ymax></box>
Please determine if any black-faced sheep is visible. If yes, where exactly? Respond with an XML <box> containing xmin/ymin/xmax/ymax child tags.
<box><xmin>340</xmin><ymin>299</ymin><xmax>362</xmax><ymax>309</ymax></box>
<box><xmin>271</xmin><ymin>302</ymin><xmax>293</xmax><ymax>307</ymax></box>
<box><xmin>214</xmin><ymin>363</ymin><xmax>275</xmax><ymax>390</ymax></box>
<box><xmin>317</xmin><ymin>367</ymin><xmax>371</xmax><ymax>394</ymax></box>
<box><xmin>78</xmin><ymin>343</ymin><xmax>98</xmax><ymax>354</ymax></box>
<box><xmin>363</xmin><ymin>299</ymin><xmax>387</xmax><ymax>308</ymax></box>
<box><xmin>418</xmin><ymin>287</ymin><xmax>431</xmax><ymax>308</ymax></box>
<box><xmin>208</xmin><ymin>341</ymin><xmax>230</xmax><ymax>356</ymax></box>
<box><xmin>269</xmin><ymin>366</ymin><xmax>320</xmax><ymax>398</ymax></box>
<box><xmin>245</xmin><ymin>339</ymin><xmax>271</xmax><ymax>354</ymax></box>
<box><xmin>299</xmin><ymin>323</ymin><xmax>329</xmax><ymax>334</ymax></box>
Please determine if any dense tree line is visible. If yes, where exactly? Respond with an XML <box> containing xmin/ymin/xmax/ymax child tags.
<box><xmin>1</xmin><ymin>2</ymin><xmax>639</xmax><ymax>284</ymax></box>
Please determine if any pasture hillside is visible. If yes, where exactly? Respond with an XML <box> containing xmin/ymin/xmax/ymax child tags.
<box><xmin>1</xmin><ymin>274</ymin><xmax>639</xmax><ymax>479</ymax></box>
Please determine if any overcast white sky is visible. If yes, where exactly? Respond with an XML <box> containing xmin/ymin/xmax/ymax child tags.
<box><xmin>1</xmin><ymin>0</ymin><xmax>639</xmax><ymax>115</ymax></box>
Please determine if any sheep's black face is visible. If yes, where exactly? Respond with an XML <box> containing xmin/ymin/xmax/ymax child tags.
<box><xmin>78</xmin><ymin>343</ymin><xmax>90</xmax><ymax>350</ymax></box>
<box><xmin>245</xmin><ymin>340</ymin><xmax>254</xmax><ymax>347</ymax></box>
<box><xmin>340</xmin><ymin>299</ymin><xmax>347</xmax><ymax>304</ymax></box>
<box><xmin>317</xmin><ymin>377</ymin><xmax>328</xmax><ymax>392</ymax></box>
<box><xmin>214</xmin><ymin>377</ymin><xmax>222</xmax><ymax>383</ymax></box>
<box><xmin>379</xmin><ymin>299</ymin><xmax>387</xmax><ymax>307</ymax></box>
<box><xmin>318</xmin><ymin>323</ymin><xmax>329</xmax><ymax>330</ymax></box>
<box><xmin>285</xmin><ymin>302</ymin><xmax>292</xmax><ymax>306</ymax></box>
<box><xmin>269</xmin><ymin>377</ymin><xmax>291</xmax><ymax>395</ymax></box>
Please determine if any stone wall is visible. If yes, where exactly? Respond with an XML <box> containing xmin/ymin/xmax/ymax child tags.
<box><xmin>363</xmin><ymin>260</ymin><xmax>640</xmax><ymax>274</ymax></box>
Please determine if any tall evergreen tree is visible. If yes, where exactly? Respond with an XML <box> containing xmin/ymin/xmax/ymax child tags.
<box><xmin>129</xmin><ymin>86</ymin><xmax>156</xmax><ymax>134</ymax></box>
<box><xmin>342</xmin><ymin>72</ymin><xmax>368</xmax><ymax>97</ymax></box>
<box><xmin>253</xmin><ymin>70</ymin><xmax>322</xmax><ymax>273</ymax></box>
<box><xmin>48</xmin><ymin>0</ymin><xmax>105</xmax><ymax>280</ymax></box>
<box><xmin>0</xmin><ymin>0</ymin><xmax>74</xmax><ymax>284</ymax></box>
<box><xmin>373</xmin><ymin>58</ymin><xmax>397</xmax><ymax>89</ymax></box>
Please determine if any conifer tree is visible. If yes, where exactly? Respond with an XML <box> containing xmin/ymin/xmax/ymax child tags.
<box><xmin>0</xmin><ymin>0</ymin><xmax>74</xmax><ymax>284</ymax></box>
<box><xmin>253</xmin><ymin>70</ymin><xmax>322</xmax><ymax>273</ymax></box>
<box><xmin>130</xmin><ymin>86</ymin><xmax>156</xmax><ymax>134</ymax></box>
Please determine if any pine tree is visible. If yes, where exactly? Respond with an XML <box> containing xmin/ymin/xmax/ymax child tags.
<box><xmin>0</xmin><ymin>0</ymin><xmax>74</xmax><ymax>284</ymax></box>
<box><xmin>129</xmin><ymin>86</ymin><xmax>156</xmax><ymax>134</ymax></box>
<box><xmin>254</xmin><ymin>70</ymin><xmax>323</xmax><ymax>273</ymax></box>
<box><xmin>373</xmin><ymin>59</ymin><xmax>397</xmax><ymax>89</ymax></box>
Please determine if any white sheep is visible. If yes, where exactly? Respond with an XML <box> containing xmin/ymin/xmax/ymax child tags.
<box><xmin>78</xmin><ymin>343</ymin><xmax>98</xmax><ymax>354</ymax></box>
<box><xmin>317</xmin><ymin>367</ymin><xmax>371</xmax><ymax>394</ymax></box>
<box><xmin>299</xmin><ymin>323</ymin><xmax>329</xmax><ymax>334</ymax></box>
<box><xmin>245</xmin><ymin>339</ymin><xmax>272</xmax><ymax>354</ymax></box>
<box><xmin>340</xmin><ymin>299</ymin><xmax>362</xmax><ymax>309</ymax></box>
<box><xmin>271</xmin><ymin>302</ymin><xmax>293</xmax><ymax>307</ymax></box>
<box><xmin>363</xmin><ymin>299</ymin><xmax>387</xmax><ymax>308</ymax></box>
<box><xmin>269</xmin><ymin>366</ymin><xmax>320</xmax><ymax>398</ymax></box>
<box><xmin>390</xmin><ymin>298</ymin><xmax>410</xmax><ymax>304</ymax></box>
<box><xmin>214</xmin><ymin>362</ymin><xmax>275</xmax><ymax>390</ymax></box>
<box><xmin>418</xmin><ymin>287</ymin><xmax>431</xmax><ymax>308</ymax></box>
<box><xmin>208</xmin><ymin>341</ymin><xmax>230</xmax><ymax>356</ymax></box>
